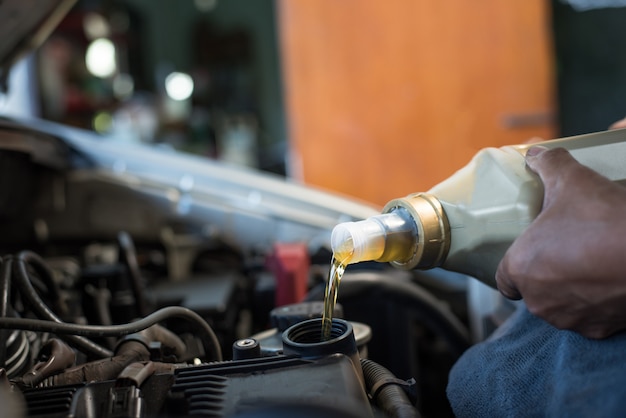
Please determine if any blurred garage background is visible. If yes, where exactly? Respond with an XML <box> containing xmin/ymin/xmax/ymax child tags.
<box><xmin>4</xmin><ymin>0</ymin><xmax>626</xmax><ymax>207</ymax></box>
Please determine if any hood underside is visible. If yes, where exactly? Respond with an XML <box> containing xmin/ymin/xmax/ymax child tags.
<box><xmin>0</xmin><ymin>0</ymin><xmax>77</xmax><ymax>91</ymax></box>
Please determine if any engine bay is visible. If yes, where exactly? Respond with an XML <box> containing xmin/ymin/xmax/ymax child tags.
<box><xmin>0</xmin><ymin>119</ymin><xmax>480</xmax><ymax>417</ymax></box>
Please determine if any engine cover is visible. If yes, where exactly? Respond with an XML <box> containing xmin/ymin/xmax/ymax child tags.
<box><xmin>20</xmin><ymin>354</ymin><xmax>372</xmax><ymax>418</ymax></box>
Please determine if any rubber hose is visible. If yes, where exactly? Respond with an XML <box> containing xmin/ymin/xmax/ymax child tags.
<box><xmin>117</xmin><ymin>231</ymin><xmax>148</xmax><ymax>317</ymax></box>
<box><xmin>12</xmin><ymin>253</ymin><xmax>113</xmax><ymax>358</ymax></box>
<box><xmin>138</xmin><ymin>324</ymin><xmax>187</xmax><ymax>359</ymax></box>
<box><xmin>361</xmin><ymin>358</ymin><xmax>420</xmax><ymax>418</ymax></box>
<box><xmin>0</xmin><ymin>257</ymin><xmax>8</xmax><ymax>317</ymax></box>
<box><xmin>38</xmin><ymin>340</ymin><xmax>150</xmax><ymax>387</ymax></box>
<box><xmin>0</xmin><ymin>257</ymin><xmax>8</xmax><ymax>369</ymax></box>
<box><xmin>0</xmin><ymin>306</ymin><xmax>222</xmax><ymax>361</ymax></box>
<box><xmin>16</xmin><ymin>251</ymin><xmax>67</xmax><ymax>315</ymax></box>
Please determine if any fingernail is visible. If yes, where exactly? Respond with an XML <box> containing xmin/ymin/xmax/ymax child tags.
<box><xmin>526</xmin><ymin>145</ymin><xmax>548</xmax><ymax>157</ymax></box>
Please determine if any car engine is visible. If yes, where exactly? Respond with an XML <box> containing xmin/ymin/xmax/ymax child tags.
<box><xmin>0</xmin><ymin>116</ymin><xmax>475</xmax><ymax>417</ymax></box>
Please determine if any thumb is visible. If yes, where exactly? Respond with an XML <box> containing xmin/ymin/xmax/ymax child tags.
<box><xmin>525</xmin><ymin>146</ymin><xmax>579</xmax><ymax>191</ymax></box>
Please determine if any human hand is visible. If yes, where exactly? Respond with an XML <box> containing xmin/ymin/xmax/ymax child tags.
<box><xmin>495</xmin><ymin>146</ymin><xmax>626</xmax><ymax>339</ymax></box>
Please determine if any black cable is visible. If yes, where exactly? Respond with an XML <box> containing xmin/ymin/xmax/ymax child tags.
<box><xmin>0</xmin><ymin>256</ymin><xmax>9</xmax><ymax>369</ymax></box>
<box><xmin>0</xmin><ymin>257</ymin><xmax>8</xmax><ymax>316</ymax></box>
<box><xmin>16</xmin><ymin>250</ymin><xmax>67</xmax><ymax>315</ymax></box>
<box><xmin>12</xmin><ymin>251</ymin><xmax>113</xmax><ymax>358</ymax></box>
<box><xmin>117</xmin><ymin>231</ymin><xmax>148</xmax><ymax>317</ymax></box>
<box><xmin>0</xmin><ymin>306</ymin><xmax>223</xmax><ymax>361</ymax></box>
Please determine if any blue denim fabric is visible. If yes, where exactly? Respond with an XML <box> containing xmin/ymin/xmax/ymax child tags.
<box><xmin>447</xmin><ymin>304</ymin><xmax>626</xmax><ymax>417</ymax></box>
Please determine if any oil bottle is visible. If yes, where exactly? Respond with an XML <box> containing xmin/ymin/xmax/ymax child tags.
<box><xmin>330</xmin><ymin>128</ymin><xmax>626</xmax><ymax>288</ymax></box>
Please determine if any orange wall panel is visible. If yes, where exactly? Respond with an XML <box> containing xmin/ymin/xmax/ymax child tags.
<box><xmin>278</xmin><ymin>0</ymin><xmax>556</xmax><ymax>206</ymax></box>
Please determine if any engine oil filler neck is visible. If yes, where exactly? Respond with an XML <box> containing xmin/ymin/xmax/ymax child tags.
<box><xmin>282</xmin><ymin>318</ymin><xmax>364</xmax><ymax>389</ymax></box>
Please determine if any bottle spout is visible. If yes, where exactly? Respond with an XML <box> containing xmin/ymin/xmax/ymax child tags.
<box><xmin>331</xmin><ymin>193</ymin><xmax>450</xmax><ymax>269</ymax></box>
<box><xmin>331</xmin><ymin>219</ymin><xmax>386</xmax><ymax>264</ymax></box>
<box><xmin>331</xmin><ymin>210</ymin><xmax>418</xmax><ymax>265</ymax></box>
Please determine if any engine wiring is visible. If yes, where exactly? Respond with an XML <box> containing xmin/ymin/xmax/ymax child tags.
<box><xmin>0</xmin><ymin>306</ymin><xmax>223</xmax><ymax>361</ymax></box>
<box><xmin>0</xmin><ymin>250</ymin><xmax>223</xmax><ymax>366</ymax></box>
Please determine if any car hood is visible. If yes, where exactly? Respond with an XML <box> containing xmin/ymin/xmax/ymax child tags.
<box><xmin>0</xmin><ymin>114</ymin><xmax>381</xmax><ymax>257</ymax></box>
<box><xmin>0</xmin><ymin>0</ymin><xmax>77</xmax><ymax>92</ymax></box>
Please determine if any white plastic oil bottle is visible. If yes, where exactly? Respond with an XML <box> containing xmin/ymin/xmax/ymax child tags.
<box><xmin>331</xmin><ymin>128</ymin><xmax>626</xmax><ymax>288</ymax></box>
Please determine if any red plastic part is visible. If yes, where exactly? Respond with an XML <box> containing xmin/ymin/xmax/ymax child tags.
<box><xmin>267</xmin><ymin>242</ymin><xmax>310</xmax><ymax>307</ymax></box>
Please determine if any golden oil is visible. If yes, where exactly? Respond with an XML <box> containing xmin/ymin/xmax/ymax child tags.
<box><xmin>321</xmin><ymin>238</ymin><xmax>354</xmax><ymax>340</ymax></box>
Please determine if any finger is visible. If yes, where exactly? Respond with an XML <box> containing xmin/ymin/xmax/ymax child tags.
<box><xmin>495</xmin><ymin>257</ymin><xmax>522</xmax><ymax>300</ymax></box>
<box><xmin>525</xmin><ymin>144</ymin><xmax>549</xmax><ymax>158</ymax></box>
<box><xmin>524</xmin><ymin>147</ymin><xmax>579</xmax><ymax>190</ymax></box>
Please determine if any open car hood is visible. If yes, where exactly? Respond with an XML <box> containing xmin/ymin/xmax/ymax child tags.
<box><xmin>0</xmin><ymin>0</ymin><xmax>77</xmax><ymax>91</ymax></box>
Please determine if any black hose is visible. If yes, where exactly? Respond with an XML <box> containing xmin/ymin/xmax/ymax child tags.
<box><xmin>9</xmin><ymin>251</ymin><xmax>222</xmax><ymax>361</ymax></box>
<box><xmin>83</xmin><ymin>284</ymin><xmax>117</xmax><ymax>348</ymax></box>
<box><xmin>117</xmin><ymin>231</ymin><xmax>148</xmax><ymax>317</ymax></box>
<box><xmin>361</xmin><ymin>358</ymin><xmax>421</xmax><ymax>418</ymax></box>
<box><xmin>0</xmin><ymin>256</ymin><xmax>9</xmax><ymax>369</ymax></box>
<box><xmin>0</xmin><ymin>306</ymin><xmax>222</xmax><ymax>361</ymax></box>
<box><xmin>12</xmin><ymin>252</ymin><xmax>113</xmax><ymax>358</ymax></box>
<box><xmin>0</xmin><ymin>257</ymin><xmax>8</xmax><ymax>317</ymax></box>
<box><xmin>16</xmin><ymin>251</ymin><xmax>67</xmax><ymax>315</ymax></box>
<box><xmin>37</xmin><ymin>340</ymin><xmax>151</xmax><ymax>388</ymax></box>
<box><xmin>137</xmin><ymin>323</ymin><xmax>187</xmax><ymax>360</ymax></box>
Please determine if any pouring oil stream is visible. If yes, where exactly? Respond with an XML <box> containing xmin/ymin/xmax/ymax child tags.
<box><xmin>321</xmin><ymin>237</ymin><xmax>354</xmax><ymax>340</ymax></box>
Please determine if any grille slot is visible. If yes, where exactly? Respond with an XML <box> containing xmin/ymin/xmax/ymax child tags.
<box><xmin>23</xmin><ymin>385</ymin><xmax>80</xmax><ymax>416</ymax></box>
<box><xmin>171</xmin><ymin>373</ymin><xmax>227</xmax><ymax>417</ymax></box>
